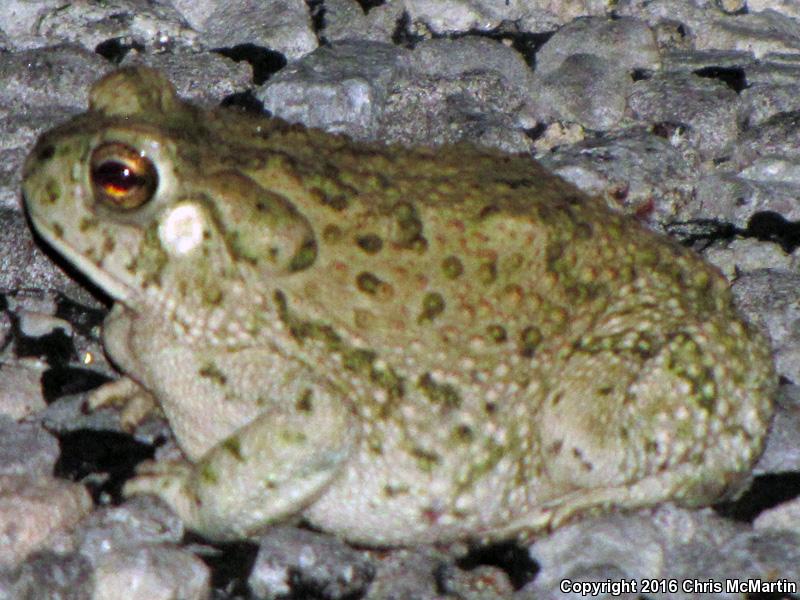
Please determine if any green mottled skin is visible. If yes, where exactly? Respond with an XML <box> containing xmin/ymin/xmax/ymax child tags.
<box><xmin>22</xmin><ymin>67</ymin><xmax>776</xmax><ymax>545</ymax></box>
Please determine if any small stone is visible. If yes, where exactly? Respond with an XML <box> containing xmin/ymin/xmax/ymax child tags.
<box><xmin>701</xmin><ymin>10</ymin><xmax>800</xmax><ymax>58</ymax></box>
<box><xmin>754</xmin><ymin>384</ymin><xmax>800</xmax><ymax>476</ymax></box>
<box><xmin>0</xmin><ymin>474</ymin><xmax>92</xmax><ymax>568</ymax></box>
<box><xmin>437</xmin><ymin>563</ymin><xmax>514</xmax><ymax>600</ymax></box>
<box><xmin>716</xmin><ymin>0</ymin><xmax>746</xmax><ymax>14</ymax></box>
<box><xmin>92</xmin><ymin>544</ymin><xmax>210</xmax><ymax>600</ymax></box>
<box><xmin>703</xmin><ymin>239</ymin><xmax>791</xmax><ymax>281</ymax></box>
<box><xmin>754</xmin><ymin>495</ymin><xmax>800</xmax><ymax>534</ymax></box>
<box><xmin>628</xmin><ymin>71</ymin><xmax>741</xmax><ymax>159</ymax></box>
<box><xmin>120</xmin><ymin>52</ymin><xmax>253</xmax><ymax>106</ymax></box>
<box><xmin>250</xmin><ymin>527</ymin><xmax>374</xmax><ymax>599</ymax></box>
<box><xmin>685</xmin><ymin>173</ymin><xmax>800</xmax><ymax>228</ymax></box>
<box><xmin>531</xmin><ymin>53</ymin><xmax>630</xmax><ymax>130</ymax></box>
<box><xmin>535</xmin><ymin>16</ymin><xmax>659</xmax><ymax>77</ymax></box>
<box><xmin>364</xmin><ymin>546</ymin><xmax>445</xmax><ymax>599</ymax></box>
<box><xmin>732</xmin><ymin>271</ymin><xmax>800</xmax><ymax>384</ymax></box>
<box><xmin>740</xmin><ymin>82</ymin><xmax>800</xmax><ymax>127</ymax></box>
<box><xmin>747</xmin><ymin>0</ymin><xmax>800</xmax><ymax>18</ymax></box>
<box><xmin>74</xmin><ymin>496</ymin><xmax>184</xmax><ymax>565</ymax></box>
<box><xmin>540</xmin><ymin>128</ymin><xmax>696</xmax><ymax>227</ymax></box>
<box><xmin>258</xmin><ymin>40</ymin><xmax>407</xmax><ymax>140</ymax></box>
<box><xmin>203</xmin><ymin>0</ymin><xmax>316</xmax><ymax>60</ymax></box>
<box><xmin>0</xmin><ymin>416</ymin><xmax>58</xmax><ymax>476</ymax></box>
<box><xmin>732</xmin><ymin>110</ymin><xmax>800</xmax><ymax>170</ymax></box>
<box><xmin>0</xmin><ymin>360</ymin><xmax>48</xmax><ymax>419</ymax></box>
<box><xmin>34</xmin><ymin>0</ymin><xmax>197</xmax><ymax>53</ymax></box>
<box><xmin>0</xmin><ymin>552</ymin><xmax>93</xmax><ymax>599</ymax></box>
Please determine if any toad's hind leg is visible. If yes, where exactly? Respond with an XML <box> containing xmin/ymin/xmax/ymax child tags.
<box><xmin>535</xmin><ymin>323</ymin><xmax>774</xmax><ymax>524</ymax></box>
<box><xmin>124</xmin><ymin>380</ymin><xmax>357</xmax><ymax>541</ymax></box>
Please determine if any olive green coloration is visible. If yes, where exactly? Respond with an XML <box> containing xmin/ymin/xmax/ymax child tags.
<box><xmin>21</xmin><ymin>67</ymin><xmax>775</xmax><ymax>546</ymax></box>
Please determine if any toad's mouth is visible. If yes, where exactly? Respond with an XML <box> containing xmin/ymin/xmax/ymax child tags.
<box><xmin>25</xmin><ymin>201</ymin><xmax>139</xmax><ymax>307</ymax></box>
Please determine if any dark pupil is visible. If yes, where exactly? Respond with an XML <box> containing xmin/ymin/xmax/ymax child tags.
<box><xmin>93</xmin><ymin>161</ymin><xmax>143</xmax><ymax>191</ymax></box>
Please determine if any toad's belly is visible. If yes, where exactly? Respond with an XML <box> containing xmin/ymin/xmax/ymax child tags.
<box><xmin>301</xmin><ymin>433</ymin><xmax>548</xmax><ymax>546</ymax></box>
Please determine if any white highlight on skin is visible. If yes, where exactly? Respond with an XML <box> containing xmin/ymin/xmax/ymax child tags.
<box><xmin>159</xmin><ymin>203</ymin><xmax>204</xmax><ymax>255</ymax></box>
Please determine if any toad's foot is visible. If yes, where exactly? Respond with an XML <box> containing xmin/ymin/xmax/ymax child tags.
<box><xmin>87</xmin><ymin>377</ymin><xmax>161</xmax><ymax>431</ymax></box>
<box><xmin>123</xmin><ymin>458</ymin><xmax>198</xmax><ymax>523</ymax></box>
<box><xmin>123</xmin><ymin>390</ymin><xmax>356</xmax><ymax>540</ymax></box>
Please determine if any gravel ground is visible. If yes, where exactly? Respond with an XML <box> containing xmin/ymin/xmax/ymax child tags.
<box><xmin>1</xmin><ymin>1</ymin><xmax>800</xmax><ymax>598</ymax></box>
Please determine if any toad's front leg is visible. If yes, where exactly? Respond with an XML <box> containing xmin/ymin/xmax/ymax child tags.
<box><xmin>124</xmin><ymin>380</ymin><xmax>357</xmax><ymax>541</ymax></box>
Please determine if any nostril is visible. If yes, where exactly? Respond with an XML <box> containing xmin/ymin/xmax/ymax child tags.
<box><xmin>37</xmin><ymin>145</ymin><xmax>55</xmax><ymax>161</ymax></box>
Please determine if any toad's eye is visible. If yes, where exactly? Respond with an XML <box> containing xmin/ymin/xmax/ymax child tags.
<box><xmin>90</xmin><ymin>142</ymin><xmax>158</xmax><ymax>210</ymax></box>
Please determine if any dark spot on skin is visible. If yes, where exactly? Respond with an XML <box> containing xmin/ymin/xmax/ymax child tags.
<box><xmin>495</xmin><ymin>177</ymin><xmax>538</xmax><ymax>190</ymax></box>
<box><xmin>222</xmin><ymin>438</ymin><xmax>244</xmax><ymax>461</ymax></box>
<box><xmin>276</xmin><ymin>295</ymin><xmax>340</xmax><ymax>345</ymax></box>
<box><xmin>548</xmin><ymin>440</ymin><xmax>563</xmax><ymax>455</ymax></box>
<box><xmin>551</xmin><ymin>392</ymin><xmax>563</xmax><ymax>406</ymax></box>
<box><xmin>369</xmin><ymin>363</ymin><xmax>405</xmax><ymax>401</ymax></box>
<box><xmin>597</xmin><ymin>386</ymin><xmax>613</xmax><ymax>396</ymax></box>
<box><xmin>356</xmin><ymin>234</ymin><xmax>383</xmax><ymax>254</ymax></box>
<box><xmin>698</xmin><ymin>384</ymin><xmax>717</xmax><ymax>411</ymax></box>
<box><xmin>383</xmin><ymin>483</ymin><xmax>410</xmax><ymax>498</ymax></box>
<box><xmin>417</xmin><ymin>372</ymin><xmax>461</xmax><ymax>410</ymax></box>
<box><xmin>520</xmin><ymin>326</ymin><xmax>542</xmax><ymax>358</ymax></box>
<box><xmin>410</xmin><ymin>235</ymin><xmax>428</xmax><ymax>253</ymax></box>
<box><xmin>479</xmin><ymin>204</ymin><xmax>500</xmax><ymax>219</ymax></box>
<box><xmin>442</xmin><ymin>256</ymin><xmax>463</xmax><ymax>279</ymax></box>
<box><xmin>572</xmin><ymin>447</ymin><xmax>594</xmax><ymax>471</ymax></box>
<box><xmin>44</xmin><ymin>179</ymin><xmax>60</xmax><ymax>204</ymax></box>
<box><xmin>296</xmin><ymin>389</ymin><xmax>314</xmax><ymax>413</ymax></box>
<box><xmin>52</xmin><ymin>222</ymin><xmax>64</xmax><ymax>238</ymax></box>
<box><xmin>545</xmin><ymin>240</ymin><xmax>566</xmax><ymax>269</ymax></box>
<box><xmin>202</xmin><ymin>286</ymin><xmax>224</xmax><ymax>306</ymax></box>
<box><xmin>322</xmin><ymin>224</ymin><xmax>342</xmax><ymax>243</ymax></box>
<box><xmin>273</xmin><ymin>290</ymin><xmax>404</xmax><ymax>401</ymax></box>
<box><xmin>478</xmin><ymin>261</ymin><xmax>497</xmax><ymax>285</ymax></box>
<box><xmin>393</xmin><ymin>202</ymin><xmax>426</xmax><ymax>249</ymax></box>
<box><xmin>368</xmin><ymin>436</ymin><xmax>384</xmax><ymax>455</ymax></box>
<box><xmin>410</xmin><ymin>446</ymin><xmax>441</xmax><ymax>472</ymax></box>
<box><xmin>452</xmin><ymin>424</ymin><xmax>474</xmax><ymax>443</ymax></box>
<box><xmin>288</xmin><ymin>238</ymin><xmax>317</xmax><ymax>271</ymax></box>
<box><xmin>343</xmin><ymin>347</ymin><xmax>376</xmax><ymax>372</ymax></box>
<box><xmin>504</xmin><ymin>253</ymin><xmax>524</xmax><ymax>272</ymax></box>
<box><xmin>78</xmin><ymin>217</ymin><xmax>99</xmax><ymax>233</ymax></box>
<box><xmin>309</xmin><ymin>184</ymin><xmax>349</xmax><ymax>211</ymax></box>
<box><xmin>198</xmin><ymin>362</ymin><xmax>227</xmax><ymax>386</ymax></box>
<box><xmin>486</xmin><ymin>324</ymin><xmax>507</xmax><ymax>343</ymax></box>
<box><xmin>484</xmin><ymin>401</ymin><xmax>496</xmax><ymax>414</ymax></box>
<box><xmin>321</xmin><ymin>190</ymin><xmax>348</xmax><ymax>211</ymax></box>
<box><xmin>573</xmin><ymin>222</ymin><xmax>593</xmax><ymax>240</ymax></box>
<box><xmin>200</xmin><ymin>463</ymin><xmax>219</xmax><ymax>484</ymax></box>
<box><xmin>356</xmin><ymin>271</ymin><xmax>383</xmax><ymax>295</ymax></box>
<box><xmin>418</xmin><ymin>292</ymin><xmax>446</xmax><ymax>322</ymax></box>
<box><xmin>280</xmin><ymin>429</ymin><xmax>308</xmax><ymax>444</ymax></box>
